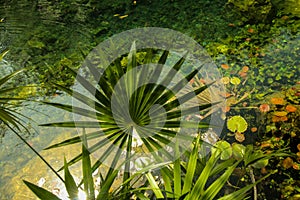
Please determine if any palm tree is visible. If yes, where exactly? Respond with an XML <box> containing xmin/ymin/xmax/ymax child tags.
<box><xmin>39</xmin><ymin>41</ymin><xmax>221</xmax><ymax>197</ymax></box>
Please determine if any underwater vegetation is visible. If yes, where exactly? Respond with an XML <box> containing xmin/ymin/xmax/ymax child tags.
<box><xmin>0</xmin><ymin>0</ymin><xmax>299</xmax><ymax>199</ymax></box>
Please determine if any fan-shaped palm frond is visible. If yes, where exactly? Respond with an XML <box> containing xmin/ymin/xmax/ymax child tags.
<box><xmin>41</xmin><ymin>43</ymin><xmax>221</xmax><ymax>180</ymax></box>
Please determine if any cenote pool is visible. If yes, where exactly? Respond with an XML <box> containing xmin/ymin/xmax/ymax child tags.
<box><xmin>0</xmin><ymin>0</ymin><xmax>300</xmax><ymax>199</ymax></box>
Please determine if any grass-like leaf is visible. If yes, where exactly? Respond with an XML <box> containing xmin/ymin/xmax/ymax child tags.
<box><xmin>64</xmin><ymin>157</ymin><xmax>78</xmax><ymax>199</ymax></box>
<box><xmin>82</xmin><ymin>128</ymin><xmax>95</xmax><ymax>199</ymax></box>
<box><xmin>23</xmin><ymin>180</ymin><xmax>61</xmax><ymax>200</ymax></box>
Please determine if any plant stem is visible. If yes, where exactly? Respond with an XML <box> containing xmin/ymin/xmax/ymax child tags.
<box><xmin>249</xmin><ymin>166</ymin><xmax>257</xmax><ymax>200</ymax></box>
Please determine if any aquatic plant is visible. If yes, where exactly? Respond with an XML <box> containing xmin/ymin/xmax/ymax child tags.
<box><xmin>140</xmin><ymin>138</ymin><xmax>277</xmax><ymax>200</ymax></box>
<box><xmin>28</xmin><ymin>39</ymin><xmax>224</xmax><ymax>199</ymax></box>
<box><xmin>22</xmin><ymin>128</ymin><xmax>170</xmax><ymax>200</ymax></box>
<box><xmin>272</xmin><ymin>0</ymin><xmax>300</xmax><ymax>17</ymax></box>
<box><xmin>286</xmin><ymin>104</ymin><xmax>297</xmax><ymax>113</ymax></box>
<box><xmin>259</xmin><ymin>103</ymin><xmax>270</xmax><ymax>113</ymax></box>
<box><xmin>230</xmin><ymin>77</ymin><xmax>241</xmax><ymax>85</ymax></box>
<box><xmin>253</xmin><ymin>88</ymin><xmax>300</xmax><ymax>199</ymax></box>
<box><xmin>227</xmin><ymin>115</ymin><xmax>248</xmax><ymax>133</ymax></box>
<box><xmin>226</xmin><ymin>0</ymin><xmax>274</xmax><ymax>23</ymax></box>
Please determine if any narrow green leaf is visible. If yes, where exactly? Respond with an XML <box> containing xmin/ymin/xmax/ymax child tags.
<box><xmin>44</xmin><ymin>128</ymin><xmax>118</xmax><ymax>150</ymax></box>
<box><xmin>64</xmin><ymin>157</ymin><xmax>78</xmax><ymax>199</ymax></box>
<box><xmin>52</xmin><ymin>83</ymin><xmax>111</xmax><ymax>115</ymax></box>
<box><xmin>0</xmin><ymin>68</ymin><xmax>25</xmax><ymax>86</ymax></box>
<box><xmin>146</xmin><ymin>172</ymin><xmax>164</xmax><ymax>199</ymax></box>
<box><xmin>218</xmin><ymin>171</ymin><xmax>276</xmax><ymax>200</ymax></box>
<box><xmin>134</xmin><ymin>192</ymin><xmax>151</xmax><ymax>200</ymax></box>
<box><xmin>161</xmin><ymin>167</ymin><xmax>173</xmax><ymax>198</ymax></box>
<box><xmin>155</xmin><ymin>65</ymin><xmax>203</xmax><ymax>106</ymax></box>
<box><xmin>201</xmin><ymin>161</ymin><xmax>240</xmax><ymax>200</ymax></box>
<box><xmin>96</xmin><ymin>170</ymin><xmax>119</xmax><ymax>200</ymax></box>
<box><xmin>173</xmin><ymin>140</ymin><xmax>182</xmax><ymax>198</ymax></box>
<box><xmin>65</xmin><ymin>66</ymin><xmax>111</xmax><ymax>107</ymax></box>
<box><xmin>163</xmin><ymin>82</ymin><xmax>214</xmax><ymax>112</ymax></box>
<box><xmin>57</xmin><ymin>131</ymin><xmax>124</xmax><ymax>171</ymax></box>
<box><xmin>40</xmin><ymin>121</ymin><xmax>117</xmax><ymax>129</ymax></box>
<box><xmin>23</xmin><ymin>180</ymin><xmax>61</xmax><ymax>200</ymax></box>
<box><xmin>0</xmin><ymin>49</ymin><xmax>9</xmax><ymax>61</ymax></box>
<box><xmin>186</xmin><ymin>150</ymin><xmax>220</xmax><ymax>200</ymax></box>
<box><xmin>43</xmin><ymin>101</ymin><xmax>114</xmax><ymax>122</ymax></box>
<box><xmin>182</xmin><ymin>135</ymin><xmax>200</xmax><ymax>194</ymax></box>
<box><xmin>82</xmin><ymin>128</ymin><xmax>95</xmax><ymax>200</ymax></box>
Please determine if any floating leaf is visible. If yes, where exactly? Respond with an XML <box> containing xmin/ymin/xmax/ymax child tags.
<box><xmin>230</xmin><ymin>77</ymin><xmax>241</xmax><ymax>85</ymax></box>
<box><xmin>227</xmin><ymin>115</ymin><xmax>248</xmax><ymax>133</ymax></box>
<box><xmin>215</xmin><ymin>141</ymin><xmax>232</xmax><ymax>160</ymax></box>
<box><xmin>241</xmin><ymin>66</ymin><xmax>249</xmax><ymax>72</ymax></box>
<box><xmin>232</xmin><ymin>143</ymin><xmax>246</xmax><ymax>160</ymax></box>
<box><xmin>282</xmin><ymin>157</ymin><xmax>293</xmax><ymax>169</ymax></box>
<box><xmin>286</xmin><ymin>105</ymin><xmax>297</xmax><ymax>112</ymax></box>
<box><xmin>250</xmin><ymin>127</ymin><xmax>257</xmax><ymax>132</ymax></box>
<box><xmin>272</xmin><ymin>115</ymin><xmax>288</xmax><ymax>122</ymax></box>
<box><xmin>259</xmin><ymin>103</ymin><xmax>270</xmax><ymax>113</ymax></box>
<box><xmin>270</xmin><ymin>97</ymin><xmax>285</xmax><ymax>105</ymax></box>
<box><xmin>273</xmin><ymin>111</ymin><xmax>288</xmax><ymax>117</ymax></box>
<box><xmin>221</xmin><ymin>77</ymin><xmax>230</xmax><ymax>84</ymax></box>
<box><xmin>221</xmin><ymin>64</ymin><xmax>230</xmax><ymax>70</ymax></box>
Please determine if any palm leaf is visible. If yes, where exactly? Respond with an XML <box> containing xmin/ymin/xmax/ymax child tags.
<box><xmin>82</xmin><ymin>128</ymin><xmax>95</xmax><ymax>199</ymax></box>
<box><xmin>64</xmin><ymin>157</ymin><xmax>78</xmax><ymax>199</ymax></box>
<box><xmin>23</xmin><ymin>180</ymin><xmax>61</xmax><ymax>200</ymax></box>
<box><xmin>41</xmin><ymin>44</ymin><xmax>218</xmax><ymax>176</ymax></box>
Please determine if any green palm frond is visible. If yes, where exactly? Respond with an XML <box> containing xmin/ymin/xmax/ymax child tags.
<box><xmin>0</xmin><ymin>68</ymin><xmax>28</xmax><ymax>130</ymax></box>
<box><xmin>42</xmin><ymin>43</ymin><xmax>220</xmax><ymax>179</ymax></box>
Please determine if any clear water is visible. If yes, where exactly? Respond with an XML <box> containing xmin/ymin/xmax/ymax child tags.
<box><xmin>0</xmin><ymin>0</ymin><xmax>299</xmax><ymax>199</ymax></box>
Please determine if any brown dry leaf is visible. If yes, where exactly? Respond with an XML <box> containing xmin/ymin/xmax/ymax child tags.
<box><xmin>270</xmin><ymin>97</ymin><xmax>285</xmax><ymax>105</ymax></box>
<box><xmin>286</xmin><ymin>105</ymin><xmax>297</xmax><ymax>113</ymax></box>
<box><xmin>235</xmin><ymin>132</ymin><xmax>245</xmax><ymax>143</ymax></box>
<box><xmin>282</xmin><ymin>157</ymin><xmax>294</xmax><ymax>169</ymax></box>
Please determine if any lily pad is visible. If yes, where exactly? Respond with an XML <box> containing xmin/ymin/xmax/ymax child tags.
<box><xmin>273</xmin><ymin>111</ymin><xmax>288</xmax><ymax>117</ymax></box>
<box><xmin>227</xmin><ymin>115</ymin><xmax>248</xmax><ymax>133</ymax></box>
<box><xmin>230</xmin><ymin>77</ymin><xmax>241</xmax><ymax>85</ymax></box>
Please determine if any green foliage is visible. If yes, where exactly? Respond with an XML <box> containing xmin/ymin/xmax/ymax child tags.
<box><xmin>227</xmin><ymin>115</ymin><xmax>248</xmax><ymax>133</ymax></box>
<box><xmin>141</xmin><ymin>139</ymin><xmax>277</xmax><ymax>200</ymax></box>
<box><xmin>272</xmin><ymin>0</ymin><xmax>300</xmax><ymax>17</ymax></box>
<box><xmin>40</xmin><ymin>44</ymin><xmax>213</xmax><ymax>174</ymax></box>
<box><xmin>0</xmin><ymin>67</ymin><xmax>28</xmax><ymax>132</ymax></box>
<box><xmin>226</xmin><ymin>0</ymin><xmax>274</xmax><ymax>23</ymax></box>
<box><xmin>63</xmin><ymin>157</ymin><xmax>78</xmax><ymax>199</ymax></box>
<box><xmin>23</xmin><ymin>180</ymin><xmax>61</xmax><ymax>200</ymax></box>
